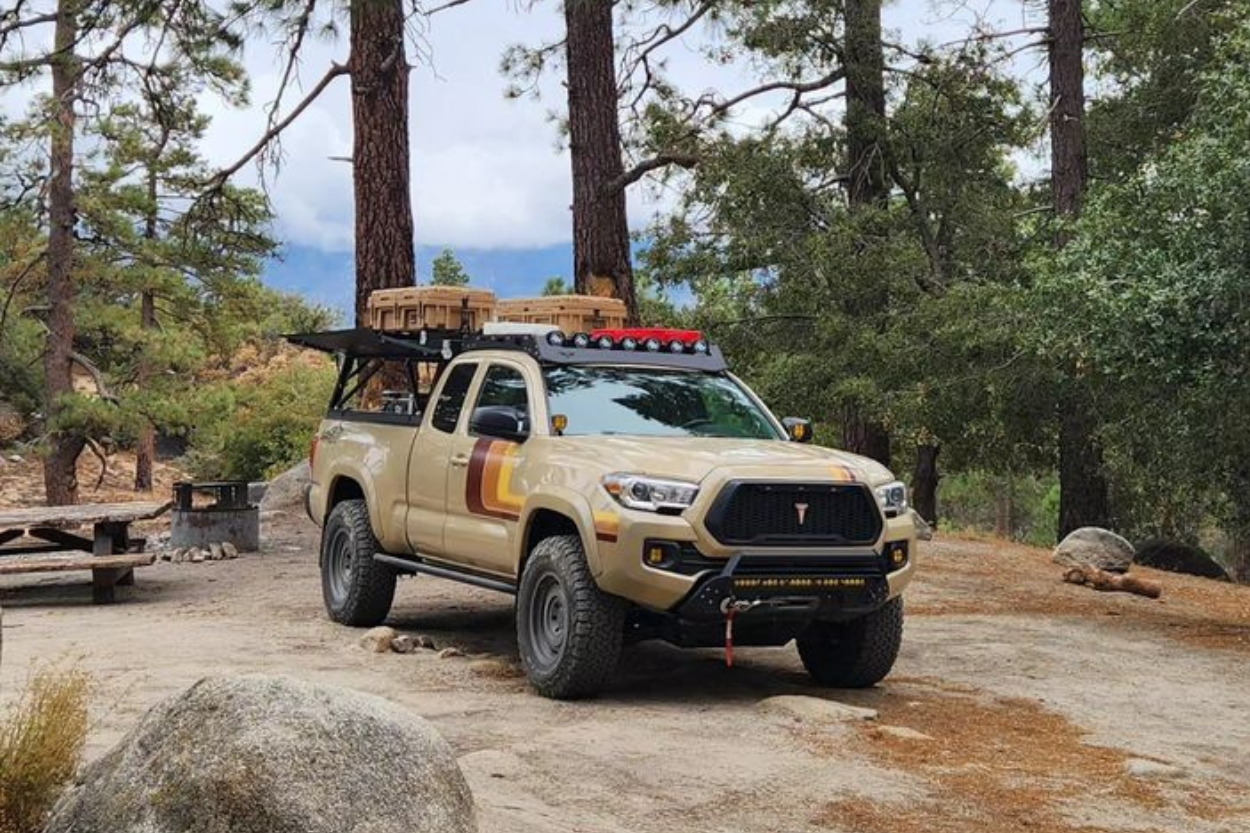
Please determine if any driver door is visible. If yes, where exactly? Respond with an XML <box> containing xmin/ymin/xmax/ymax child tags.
<box><xmin>443</xmin><ymin>361</ymin><xmax>534</xmax><ymax>576</ymax></box>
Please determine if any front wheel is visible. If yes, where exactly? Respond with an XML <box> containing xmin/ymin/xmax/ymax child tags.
<box><xmin>516</xmin><ymin>535</ymin><xmax>625</xmax><ymax>699</ymax></box>
<box><xmin>797</xmin><ymin>596</ymin><xmax>904</xmax><ymax>688</ymax></box>
<box><xmin>321</xmin><ymin>499</ymin><xmax>397</xmax><ymax>626</ymax></box>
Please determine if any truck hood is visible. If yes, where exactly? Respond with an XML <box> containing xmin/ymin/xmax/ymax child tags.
<box><xmin>545</xmin><ymin>436</ymin><xmax>895</xmax><ymax>486</ymax></box>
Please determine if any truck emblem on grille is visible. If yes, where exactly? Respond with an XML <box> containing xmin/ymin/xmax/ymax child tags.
<box><xmin>795</xmin><ymin>502</ymin><xmax>809</xmax><ymax>525</ymax></box>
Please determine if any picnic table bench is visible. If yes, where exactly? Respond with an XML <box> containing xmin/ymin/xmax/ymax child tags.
<box><xmin>0</xmin><ymin>501</ymin><xmax>170</xmax><ymax>603</ymax></box>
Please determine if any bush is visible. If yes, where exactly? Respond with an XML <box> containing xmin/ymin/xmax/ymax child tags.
<box><xmin>940</xmin><ymin>470</ymin><xmax>1059</xmax><ymax>548</ymax></box>
<box><xmin>0</xmin><ymin>668</ymin><xmax>90</xmax><ymax>833</ymax></box>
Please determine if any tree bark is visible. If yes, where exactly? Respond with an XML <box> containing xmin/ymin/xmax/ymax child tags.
<box><xmin>844</xmin><ymin>0</ymin><xmax>888</xmax><ymax>209</ymax></box>
<box><xmin>42</xmin><ymin>1</ymin><xmax>83</xmax><ymax>506</ymax></box>
<box><xmin>350</xmin><ymin>0</ymin><xmax>415</xmax><ymax>326</ymax></box>
<box><xmin>840</xmin><ymin>0</ymin><xmax>891</xmax><ymax>465</ymax></box>
<box><xmin>564</xmin><ymin>0</ymin><xmax>639</xmax><ymax>323</ymax></box>
<box><xmin>135</xmin><ymin>167</ymin><xmax>158</xmax><ymax>492</ymax></box>
<box><xmin>1049</xmin><ymin>0</ymin><xmax>1110</xmax><ymax>537</ymax></box>
<box><xmin>912</xmin><ymin>443</ymin><xmax>939</xmax><ymax>526</ymax></box>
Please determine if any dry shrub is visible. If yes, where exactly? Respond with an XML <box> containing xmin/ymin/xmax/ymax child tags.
<box><xmin>0</xmin><ymin>668</ymin><xmax>90</xmax><ymax>833</ymax></box>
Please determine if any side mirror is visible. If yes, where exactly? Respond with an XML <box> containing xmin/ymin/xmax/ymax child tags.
<box><xmin>783</xmin><ymin>417</ymin><xmax>813</xmax><ymax>444</ymax></box>
<box><xmin>469</xmin><ymin>406</ymin><xmax>530</xmax><ymax>443</ymax></box>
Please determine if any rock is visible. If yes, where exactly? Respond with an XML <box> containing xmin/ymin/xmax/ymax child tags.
<box><xmin>362</xmin><ymin>626</ymin><xmax>398</xmax><ymax>653</ymax></box>
<box><xmin>221</xmin><ymin>541</ymin><xmax>239</xmax><ymax>560</ymax></box>
<box><xmin>209</xmin><ymin>543</ymin><xmax>224</xmax><ymax>561</ymax></box>
<box><xmin>1053</xmin><ymin>527</ymin><xmax>1135</xmax><ymax>574</ymax></box>
<box><xmin>1125</xmin><ymin>758</ymin><xmax>1188</xmax><ymax>780</ymax></box>
<box><xmin>415</xmin><ymin>634</ymin><xmax>437</xmax><ymax>650</ymax></box>
<box><xmin>438</xmin><ymin>647</ymin><xmax>465</xmax><ymax>660</ymax></box>
<box><xmin>909</xmin><ymin>509</ymin><xmax>934</xmax><ymax>542</ymax></box>
<box><xmin>44</xmin><ymin>675</ymin><xmax>476</xmax><ymax>833</ymax></box>
<box><xmin>758</xmin><ymin>695</ymin><xmax>878</xmax><ymax>723</ymax></box>
<box><xmin>1134</xmin><ymin>538</ymin><xmax>1230</xmax><ymax>581</ymax></box>
<box><xmin>392</xmin><ymin>635</ymin><xmax>416</xmax><ymax>654</ymax></box>
<box><xmin>188</xmin><ymin>548</ymin><xmax>206</xmax><ymax>564</ymax></box>
<box><xmin>247</xmin><ymin>481</ymin><xmax>269</xmax><ymax>505</ymax></box>
<box><xmin>7</xmin><ymin>454</ymin><xmax>22</xmax><ymax>463</ymax></box>
<box><xmin>261</xmin><ymin>460</ymin><xmax>312</xmax><ymax>511</ymax></box>
<box><xmin>875</xmin><ymin>725</ymin><xmax>933</xmax><ymax>742</ymax></box>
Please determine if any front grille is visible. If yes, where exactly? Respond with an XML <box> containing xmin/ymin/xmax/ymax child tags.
<box><xmin>704</xmin><ymin>481</ymin><xmax>883</xmax><ymax>546</ymax></box>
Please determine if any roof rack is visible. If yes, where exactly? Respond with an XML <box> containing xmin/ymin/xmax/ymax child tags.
<box><xmin>285</xmin><ymin>327</ymin><xmax>728</xmax><ymax>371</ymax></box>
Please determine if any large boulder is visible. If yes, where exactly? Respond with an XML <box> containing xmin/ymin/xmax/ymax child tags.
<box><xmin>1052</xmin><ymin>527</ymin><xmax>1135</xmax><ymax>574</ymax></box>
<box><xmin>45</xmin><ymin>675</ymin><xmax>476</xmax><ymax>833</ymax></box>
<box><xmin>1134</xmin><ymin>538</ymin><xmax>1230</xmax><ymax>582</ymax></box>
<box><xmin>260</xmin><ymin>460</ymin><xmax>311</xmax><ymax>511</ymax></box>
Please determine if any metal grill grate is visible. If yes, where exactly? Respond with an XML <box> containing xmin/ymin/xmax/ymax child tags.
<box><xmin>705</xmin><ymin>482</ymin><xmax>882</xmax><ymax>546</ymax></box>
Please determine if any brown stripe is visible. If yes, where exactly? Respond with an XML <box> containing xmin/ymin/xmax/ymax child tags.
<box><xmin>465</xmin><ymin>439</ymin><xmax>518</xmax><ymax>521</ymax></box>
<box><xmin>595</xmin><ymin>532</ymin><xmax>618</xmax><ymax>543</ymax></box>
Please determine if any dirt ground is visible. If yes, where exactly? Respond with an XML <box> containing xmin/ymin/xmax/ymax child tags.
<box><xmin>2</xmin><ymin>507</ymin><xmax>1250</xmax><ymax>833</ymax></box>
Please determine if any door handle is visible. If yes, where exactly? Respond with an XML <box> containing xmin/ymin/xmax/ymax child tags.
<box><xmin>450</xmin><ymin>454</ymin><xmax>470</xmax><ymax>468</ymax></box>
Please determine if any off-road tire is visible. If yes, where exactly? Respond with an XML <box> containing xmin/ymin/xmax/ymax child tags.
<box><xmin>516</xmin><ymin>535</ymin><xmax>626</xmax><ymax>699</ymax></box>
<box><xmin>797</xmin><ymin>596</ymin><xmax>903</xmax><ymax>688</ymax></box>
<box><xmin>321</xmin><ymin>499</ymin><xmax>397</xmax><ymax>627</ymax></box>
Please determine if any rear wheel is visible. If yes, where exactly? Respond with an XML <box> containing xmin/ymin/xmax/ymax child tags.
<box><xmin>321</xmin><ymin>499</ymin><xmax>397</xmax><ymax>626</ymax></box>
<box><xmin>516</xmin><ymin>535</ymin><xmax>625</xmax><ymax>699</ymax></box>
<box><xmin>797</xmin><ymin>596</ymin><xmax>903</xmax><ymax>688</ymax></box>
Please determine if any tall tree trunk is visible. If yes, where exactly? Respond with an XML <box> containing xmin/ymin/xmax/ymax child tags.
<box><xmin>1049</xmin><ymin>0</ymin><xmax>1110</xmax><ymax>537</ymax></box>
<box><xmin>42</xmin><ymin>1</ymin><xmax>83</xmax><ymax>506</ymax></box>
<box><xmin>564</xmin><ymin>0</ymin><xmax>639</xmax><ymax>323</ymax></box>
<box><xmin>135</xmin><ymin>167</ymin><xmax>158</xmax><ymax>492</ymax></box>
<box><xmin>840</xmin><ymin>0</ymin><xmax>891</xmax><ymax>465</ymax></box>
<box><xmin>912</xmin><ymin>443</ymin><xmax>940</xmax><ymax>526</ymax></box>
<box><xmin>350</xmin><ymin>0</ymin><xmax>415</xmax><ymax>326</ymax></box>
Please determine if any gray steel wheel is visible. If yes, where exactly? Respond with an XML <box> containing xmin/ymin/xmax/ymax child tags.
<box><xmin>516</xmin><ymin>534</ymin><xmax>625</xmax><ymax>699</ymax></box>
<box><xmin>320</xmin><ymin>499</ymin><xmax>397</xmax><ymax>627</ymax></box>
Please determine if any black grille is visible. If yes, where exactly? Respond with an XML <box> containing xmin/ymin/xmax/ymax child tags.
<box><xmin>704</xmin><ymin>482</ymin><xmax>882</xmax><ymax>546</ymax></box>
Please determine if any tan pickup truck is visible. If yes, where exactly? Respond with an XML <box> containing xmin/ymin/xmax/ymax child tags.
<box><xmin>290</xmin><ymin>326</ymin><xmax>917</xmax><ymax>699</ymax></box>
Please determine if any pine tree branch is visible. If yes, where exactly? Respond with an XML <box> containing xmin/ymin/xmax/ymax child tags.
<box><xmin>608</xmin><ymin>151</ymin><xmax>700</xmax><ymax>193</ymax></box>
<box><xmin>207</xmin><ymin>61</ymin><xmax>350</xmax><ymax>189</ymax></box>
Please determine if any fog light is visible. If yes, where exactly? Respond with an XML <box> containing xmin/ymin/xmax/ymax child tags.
<box><xmin>643</xmin><ymin>540</ymin><xmax>681</xmax><ymax>569</ymax></box>
<box><xmin>884</xmin><ymin>541</ymin><xmax>909</xmax><ymax>570</ymax></box>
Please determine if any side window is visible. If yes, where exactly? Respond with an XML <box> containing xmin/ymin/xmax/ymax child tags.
<box><xmin>474</xmin><ymin>365</ymin><xmax>530</xmax><ymax>416</ymax></box>
<box><xmin>431</xmin><ymin>362</ymin><xmax>478</xmax><ymax>433</ymax></box>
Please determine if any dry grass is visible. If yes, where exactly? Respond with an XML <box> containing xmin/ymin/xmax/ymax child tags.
<box><xmin>0</xmin><ymin>668</ymin><xmax>90</xmax><ymax>833</ymax></box>
<box><xmin>808</xmin><ymin>680</ymin><xmax>1248</xmax><ymax>833</ymax></box>
<box><xmin>911</xmin><ymin>536</ymin><xmax>1250</xmax><ymax>653</ymax></box>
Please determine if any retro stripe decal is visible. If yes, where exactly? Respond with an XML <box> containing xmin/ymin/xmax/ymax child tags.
<box><xmin>828</xmin><ymin>464</ymin><xmax>860</xmax><ymax>483</ymax></box>
<box><xmin>465</xmin><ymin>439</ymin><xmax>523</xmax><ymax>520</ymax></box>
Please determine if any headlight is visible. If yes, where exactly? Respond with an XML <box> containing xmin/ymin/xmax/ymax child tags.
<box><xmin>602</xmin><ymin>473</ymin><xmax>699</xmax><ymax>512</ymax></box>
<box><xmin>874</xmin><ymin>480</ymin><xmax>908</xmax><ymax>516</ymax></box>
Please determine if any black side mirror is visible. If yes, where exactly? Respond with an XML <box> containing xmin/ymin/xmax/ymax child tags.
<box><xmin>783</xmin><ymin>417</ymin><xmax>813</xmax><ymax>443</ymax></box>
<box><xmin>470</xmin><ymin>406</ymin><xmax>530</xmax><ymax>443</ymax></box>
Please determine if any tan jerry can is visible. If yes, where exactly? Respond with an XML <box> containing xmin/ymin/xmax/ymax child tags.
<box><xmin>496</xmin><ymin>295</ymin><xmax>628</xmax><ymax>333</ymax></box>
<box><xmin>367</xmin><ymin>286</ymin><xmax>498</xmax><ymax>332</ymax></box>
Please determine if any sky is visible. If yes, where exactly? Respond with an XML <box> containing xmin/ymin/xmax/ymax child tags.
<box><xmin>1</xmin><ymin>0</ymin><xmax>1048</xmax><ymax>316</ymax></box>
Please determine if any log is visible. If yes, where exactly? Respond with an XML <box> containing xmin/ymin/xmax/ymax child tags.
<box><xmin>1063</xmin><ymin>564</ymin><xmax>1162</xmax><ymax>599</ymax></box>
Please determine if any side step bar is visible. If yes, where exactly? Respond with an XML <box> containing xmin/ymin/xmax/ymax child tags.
<box><xmin>374</xmin><ymin>553</ymin><xmax>516</xmax><ymax>595</ymax></box>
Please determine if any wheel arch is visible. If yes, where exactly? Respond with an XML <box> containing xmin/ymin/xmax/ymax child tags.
<box><xmin>517</xmin><ymin>492</ymin><xmax>602</xmax><ymax>577</ymax></box>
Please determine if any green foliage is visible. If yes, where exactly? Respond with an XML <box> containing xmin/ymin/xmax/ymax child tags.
<box><xmin>430</xmin><ymin>248</ymin><xmax>471</xmax><ymax>286</ymax></box>
<box><xmin>1034</xmin><ymin>15</ymin><xmax>1250</xmax><ymax>564</ymax></box>
<box><xmin>939</xmin><ymin>471</ymin><xmax>1060</xmax><ymax>548</ymax></box>
<box><xmin>541</xmin><ymin>276</ymin><xmax>570</xmax><ymax>296</ymax></box>
<box><xmin>189</xmin><ymin>358</ymin><xmax>337</xmax><ymax>481</ymax></box>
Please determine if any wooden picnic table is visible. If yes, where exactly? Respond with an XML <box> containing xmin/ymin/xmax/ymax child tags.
<box><xmin>0</xmin><ymin>501</ymin><xmax>170</xmax><ymax>603</ymax></box>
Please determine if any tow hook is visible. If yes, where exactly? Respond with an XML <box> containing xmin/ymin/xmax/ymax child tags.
<box><xmin>720</xmin><ymin>597</ymin><xmax>765</xmax><ymax>668</ymax></box>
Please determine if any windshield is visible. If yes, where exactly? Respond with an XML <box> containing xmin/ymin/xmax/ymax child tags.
<box><xmin>543</xmin><ymin>366</ymin><xmax>783</xmax><ymax>439</ymax></box>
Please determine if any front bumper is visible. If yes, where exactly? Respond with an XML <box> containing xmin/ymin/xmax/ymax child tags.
<box><xmin>592</xmin><ymin>506</ymin><xmax>917</xmax><ymax>612</ymax></box>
